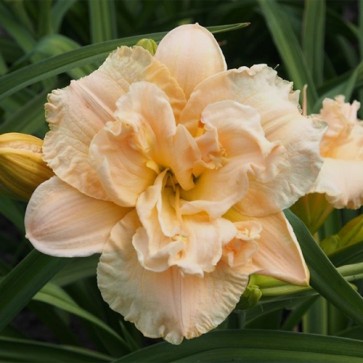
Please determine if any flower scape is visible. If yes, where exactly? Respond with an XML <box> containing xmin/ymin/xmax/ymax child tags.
<box><xmin>24</xmin><ymin>24</ymin><xmax>325</xmax><ymax>344</ymax></box>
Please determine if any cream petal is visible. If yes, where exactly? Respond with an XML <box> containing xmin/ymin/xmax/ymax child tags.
<box><xmin>89</xmin><ymin>121</ymin><xmax>157</xmax><ymax>207</ymax></box>
<box><xmin>25</xmin><ymin>177</ymin><xmax>127</xmax><ymax>257</ymax></box>
<box><xmin>170</xmin><ymin>124</ymin><xmax>201</xmax><ymax>190</ymax></box>
<box><xmin>97</xmin><ymin>212</ymin><xmax>248</xmax><ymax>344</ymax></box>
<box><xmin>44</xmin><ymin>46</ymin><xmax>185</xmax><ymax>200</ymax></box>
<box><xmin>180</xmin><ymin>160</ymin><xmax>249</xmax><ymax>219</ymax></box>
<box><xmin>319</xmin><ymin>96</ymin><xmax>359</xmax><ymax>141</ymax></box>
<box><xmin>246</xmin><ymin>212</ymin><xmax>309</xmax><ymax>285</ymax></box>
<box><xmin>134</xmin><ymin>172</ymin><xmax>237</xmax><ymax>275</ymax></box>
<box><xmin>311</xmin><ymin>158</ymin><xmax>363</xmax><ymax>209</ymax></box>
<box><xmin>181</xmin><ymin>65</ymin><xmax>323</xmax><ymax>215</ymax></box>
<box><xmin>222</xmin><ymin>220</ymin><xmax>261</xmax><ymax>270</ymax></box>
<box><xmin>89</xmin><ymin>82</ymin><xmax>178</xmax><ymax>206</ymax></box>
<box><xmin>155</xmin><ymin>24</ymin><xmax>226</xmax><ymax>98</ymax></box>
<box><xmin>133</xmin><ymin>172</ymin><xmax>183</xmax><ymax>272</ymax></box>
<box><xmin>181</xmin><ymin>101</ymin><xmax>286</xmax><ymax>218</ymax></box>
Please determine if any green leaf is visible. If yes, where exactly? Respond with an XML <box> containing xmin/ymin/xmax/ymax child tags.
<box><xmin>51</xmin><ymin>0</ymin><xmax>77</xmax><ymax>33</ymax></box>
<box><xmin>52</xmin><ymin>255</ymin><xmax>98</xmax><ymax>286</ymax></box>
<box><xmin>313</xmin><ymin>61</ymin><xmax>363</xmax><ymax>112</ymax></box>
<box><xmin>285</xmin><ymin>210</ymin><xmax>363</xmax><ymax>326</ymax></box>
<box><xmin>0</xmin><ymin>23</ymin><xmax>247</xmax><ymax>101</ymax></box>
<box><xmin>302</xmin><ymin>0</ymin><xmax>325</xmax><ymax>87</ymax></box>
<box><xmin>0</xmin><ymin>90</ymin><xmax>48</xmax><ymax>134</ymax></box>
<box><xmin>89</xmin><ymin>0</ymin><xmax>117</xmax><ymax>43</ymax></box>
<box><xmin>0</xmin><ymin>196</ymin><xmax>25</xmax><ymax>231</ymax></box>
<box><xmin>330</xmin><ymin>241</ymin><xmax>363</xmax><ymax>266</ymax></box>
<box><xmin>0</xmin><ymin>336</ymin><xmax>111</xmax><ymax>362</ymax></box>
<box><xmin>258</xmin><ymin>0</ymin><xmax>318</xmax><ymax>108</ymax></box>
<box><xmin>0</xmin><ymin>249</ymin><xmax>68</xmax><ymax>332</ymax></box>
<box><xmin>113</xmin><ymin>329</ymin><xmax>363</xmax><ymax>362</ymax></box>
<box><xmin>33</xmin><ymin>282</ymin><xmax>130</xmax><ymax>350</ymax></box>
<box><xmin>321</xmin><ymin>214</ymin><xmax>363</xmax><ymax>255</ymax></box>
<box><xmin>0</xmin><ymin>2</ymin><xmax>35</xmax><ymax>53</ymax></box>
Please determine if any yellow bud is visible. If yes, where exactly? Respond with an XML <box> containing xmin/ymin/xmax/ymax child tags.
<box><xmin>0</xmin><ymin>133</ymin><xmax>53</xmax><ymax>200</ymax></box>
<box><xmin>135</xmin><ymin>38</ymin><xmax>158</xmax><ymax>55</ymax></box>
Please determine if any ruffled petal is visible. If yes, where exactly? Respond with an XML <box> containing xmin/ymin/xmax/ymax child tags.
<box><xmin>97</xmin><ymin>211</ymin><xmax>248</xmax><ymax>344</ymax></box>
<box><xmin>319</xmin><ymin>96</ymin><xmax>359</xmax><ymax>143</ymax></box>
<box><xmin>181</xmin><ymin>101</ymin><xmax>286</xmax><ymax>218</ymax></box>
<box><xmin>25</xmin><ymin>177</ymin><xmax>127</xmax><ymax>257</ymax></box>
<box><xmin>89</xmin><ymin>82</ymin><xmax>178</xmax><ymax>206</ymax></box>
<box><xmin>311</xmin><ymin>158</ymin><xmax>363</xmax><ymax>209</ymax></box>
<box><xmin>245</xmin><ymin>211</ymin><xmax>309</xmax><ymax>285</ymax></box>
<box><xmin>181</xmin><ymin>65</ymin><xmax>323</xmax><ymax>215</ymax></box>
<box><xmin>155</xmin><ymin>24</ymin><xmax>226</xmax><ymax>98</ymax></box>
<box><xmin>170</xmin><ymin>124</ymin><xmax>201</xmax><ymax>190</ymax></box>
<box><xmin>179</xmin><ymin>161</ymin><xmax>249</xmax><ymax>219</ymax></box>
<box><xmin>44</xmin><ymin>46</ymin><xmax>185</xmax><ymax>200</ymax></box>
<box><xmin>134</xmin><ymin>172</ymin><xmax>237</xmax><ymax>275</ymax></box>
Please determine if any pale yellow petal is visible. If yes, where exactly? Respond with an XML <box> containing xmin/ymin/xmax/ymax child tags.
<box><xmin>44</xmin><ymin>47</ymin><xmax>185</xmax><ymax>200</ymax></box>
<box><xmin>97</xmin><ymin>212</ymin><xmax>248</xmax><ymax>344</ymax></box>
<box><xmin>89</xmin><ymin>81</ymin><xmax>178</xmax><ymax>206</ymax></box>
<box><xmin>319</xmin><ymin>96</ymin><xmax>359</xmax><ymax>142</ymax></box>
<box><xmin>181</xmin><ymin>101</ymin><xmax>286</xmax><ymax>218</ymax></box>
<box><xmin>89</xmin><ymin>121</ymin><xmax>157</xmax><ymax>207</ymax></box>
<box><xmin>180</xmin><ymin>160</ymin><xmax>249</xmax><ymax>219</ymax></box>
<box><xmin>247</xmin><ymin>212</ymin><xmax>309</xmax><ymax>285</ymax></box>
<box><xmin>170</xmin><ymin>124</ymin><xmax>201</xmax><ymax>190</ymax></box>
<box><xmin>181</xmin><ymin>65</ymin><xmax>323</xmax><ymax>215</ymax></box>
<box><xmin>134</xmin><ymin>172</ymin><xmax>237</xmax><ymax>275</ymax></box>
<box><xmin>155</xmin><ymin>23</ymin><xmax>226</xmax><ymax>98</ymax></box>
<box><xmin>25</xmin><ymin>177</ymin><xmax>128</xmax><ymax>257</ymax></box>
<box><xmin>312</xmin><ymin>158</ymin><xmax>363</xmax><ymax>209</ymax></box>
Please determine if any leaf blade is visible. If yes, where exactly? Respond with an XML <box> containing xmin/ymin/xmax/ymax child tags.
<box><xmin>0</xmin><ymin>249</ymin><xmax>68</xmax><ymax>332</ymax></box>
<box><xmin>285</xmin><ymin>210</ymin><xmax>363</xmax><ymax>326</ymax></box>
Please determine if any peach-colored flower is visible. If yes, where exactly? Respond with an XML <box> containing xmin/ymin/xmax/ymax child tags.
<box><xmin>311</xmin><ymin>96</ymin><xmax>363</xmax><ymax>209</ymax></box>
<box><xmin>25</xmin><ymin>24</ymin><xmax>323</xmax><ymax>344</ymax></box>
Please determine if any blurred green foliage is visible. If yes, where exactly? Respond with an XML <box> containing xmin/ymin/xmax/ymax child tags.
<box><xmin>1</xmin><ymin>0</ymin><xmax>363</xmax><ymax>361</ymax></box>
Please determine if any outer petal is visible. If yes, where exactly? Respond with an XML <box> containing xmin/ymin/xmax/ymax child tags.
<box><xmin>181</xmin><ymin>65</ymin><xmax>323</xmax><ymax>215</ymax></box>
<box><xmin>97</xmin><ymin>211</ymin><xmax>248</xmax><ymax>345</ymax></box>
<box><xmin>245</xmin><ymin>212</ymin><xmax>309</xmax><ymax>285</ymax></box>
<box><xmin>311</xmin><ymin>158</ymin><xmax>363</xmax><ymax>209</ymax></box>
<box><xmin>25</xmin><ymin>176</ymin><xmax>127</xmax><ymax>257</ymax></box>
<box><xmin>44</xmin><ymin>46</ymin><xmax>185</xmax><ymax>200</ymax></box>
<box><xmin>155</xmin><ymin>24</ymin><xmax>226</xmax><ymax>98</ymax></box>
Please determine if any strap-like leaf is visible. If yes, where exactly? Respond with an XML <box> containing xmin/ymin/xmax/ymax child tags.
<box><xmin>285</xmin><ymin>209</ymin><xmax>363</xmax><ymax>326</ymax></box>
<box><xmin>258</xmin><ymin>0</ymin><xmax>318</xmax><ymax>109</ymax></box>
<box><xmin>0</xmin><ymin>336</ymin><xmax>111</xmax><ymax>362</ymax></box>
<box><xmin>0</xmin><ymin>249</ymin><xmax>68</xmax><ymax>331</ymax></box>
<box><xmin>112</xmin><ymin>329</ymin><xmax>363</xmax><ymax>362</ymax></box>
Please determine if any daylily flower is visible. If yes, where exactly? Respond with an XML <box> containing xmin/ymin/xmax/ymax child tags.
<box><xmin>310</xmin><ymin>96</ymin><xmax>363</xmax><ymax>209</ymax></box>
<box><xmin>25</xmin><ymin>24</ymin><xmax>323</xmax><ymax>344</ymax></box>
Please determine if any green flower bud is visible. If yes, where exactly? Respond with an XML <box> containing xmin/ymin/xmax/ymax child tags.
<box><xmin>136</xmin><ymin>38</ymin><xmax>158</xmax><ymax>55</ymax></box>
<box><xmin>238</xmin><ymin>283</ymin><xmax>262</xmax><ymax>309</ymax></box>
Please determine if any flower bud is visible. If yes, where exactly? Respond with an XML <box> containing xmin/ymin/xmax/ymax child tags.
<box><xmin>238</xmin><ymin>281</ymin><xmax>262</xmax><ymax>309</ymax></box>
<box><xmin>136</xmin><ymin>38</ymin><xmax>158</xmax><ymax>55</ymax></box>
<box><xmin>0</xmin><ymin>133</ymin><xmax>53</xmax><ymax>200</ymax></box>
